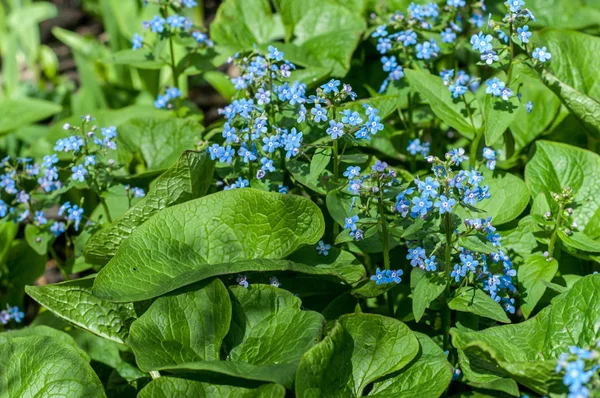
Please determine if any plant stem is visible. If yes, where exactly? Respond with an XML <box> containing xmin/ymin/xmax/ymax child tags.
<box><xmin>100</xmin><ymin>197</ymin><xmax>113</xmax><ymax>224</ymax></box>
<box><xmin>331</xmin><ymin>105</ymin><xmax>340</xmax><ymax>238</ymax></box>
<box><xmin>465</xmin><ymin>96</ymin><xmax>480</xmax><ymax>167</ymax></box>
<box><xmin>548</xmin><ymin>204</ymin><xmax>564</xmax><ymax>258</ymax></box>
<box><xmin>377</xmin><ymin>179</ymin><xmax>394</xmax><ymax>317</ymax></box>
<box><xmin>442</xmin><ymin>211</ymin><xmax>453</xmax><ymax>351</ymax></box>
<box><xmin>49</xmin><ymin>245</ymin><xmax>70</xmax><ymax>281</ymax></box>
<box><xmin>507</xmin><ymin>21</ymin><xmax>515</xmax><ymax>84</ymax></box>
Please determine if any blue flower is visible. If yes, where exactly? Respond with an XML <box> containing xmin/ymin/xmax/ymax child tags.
<box><xmin>183</xmin><ymin>0</ymin><xmax>198</xmax><ymax>7</ymax></box>
<box><xmin>500</xmin><ymin>87</ymin><xmax>513</xmax><ymax>101</ymax></box>
<box><xmin>34</xmin><ymin>210</ymin><xmax>48</xmax><ymax>226</ymax></box>
<box><xmin>371</xmin><ymin>268</ymin><xmax>389</xmax><ymax>285</ymax></box>
<box><xmin>321</xmin><ymin>79</ymin><xmax>340</xmax><ymax>94</ymax></box>
<box><xmin>470</xmin><ymin>13</ymin><xmax>484</xmax><ymax>28</ymax></box>
<box><xmin>0</xmin><ymin>200</ymin><xmax>7</xmax><ymax>218</ymax></box>
<box><xmin>411</xmin><ymin>195</ymin><xmax>433</xmax><ymax>218</ymax></box>
<box><xmin>481</xmin><ymin>50</ymin><xmax>498</xmax><ymax>65</ymax></box>
<box><xmin>150</xmin><ymin>16</ymin><xmax>165</xmax><ymax>33</ymax></box>
<box><xmin>267</xmin><ymin>45</ymin><xmax>284</xmax><ymax>61</ymax></box>
<box><xmin>208</xmin><ymin>144</ymin><xmax>224</xmax><ymax>160</ymax></box>
<box><xmin>485</xmin><ymin>77</ymin><xmax>505</xmax><ymax>97</ymax></box>
<box><xmin>376</xmin><ymin>37</ymin><xmax>392</xmax><ymax>54</ymax></box>
<box><xmin>262</xmin><ymin>135</ymin><xmax>279</xmax><ymax>153</ymax></box>
<box><xmin>532</xmin><ymin>46</ymin><xmax>552</xmax><ymax>62</ymax></box>
<box><xmin>255</xmin><ymin>88</ymin><xmax>271</xmax><ymax>105</ymax></box>
<box><xmin>132</xmin><ymin>187</ymin><xmax>145</xmax><ymax>198</ymax></box>
<box><xmin>440</xmin><ymin>69</ymin><xmax>455</xmax><ymax>84</ymax></box>
<box><xmin>341</xmin><ymin>110</ymin><xmax>362</xmax><ymax>126</ymax></box>
<box><xmin>447</xmin><ymin>0</ymin><xmax>466</xmax><ymax>6</ymax></box>
<box><xmin>154</xmin><ymin>94</ymin><xmax>169</xmax><ymax>109</ymax></box>
<box><xmin>456</xmin><ymin>70</ymin><xmax>470</xmax><ymax>85</ymax></box>
<box><xmin>344</xmin><ymin>215</ymin><xmax>359</xmax><ymax>231</ymax></box>
<box><xmin>237</xmin><ymin>275</ymin><xmax>249</xmax><ymax>288</ymax></box>
<box><xmin>418</xmin><ymin>177</ymin><xmax>440</xmax><ymax>198</ymax></box>
<box><xmin>407</xmin><ymin>246</ymin><xmax>426</xmax><ymax>267</ymax></box>
<box><xmin>348</xmin><ymin>179</ymin><xmax>362</xmax><ymax>195</ymax></box>
<box><xmin>496</xmin><ymin>29</ymin><xmax>508</xmax><ymax>43</ymax></box>
<box><xmin>460</xmin><ymin>253</ymin><xmax>479</xmax><ymax>273</ymax></box>
<box><xmin>71</xmin><ymin>165</ymin><xmax>88</xmax><ymax>182</ymax></box>
<box><xmin>297</xmin><ymin>105</ymin><xmax>307</xmax><ymax>123</ymax></box>
<box><xmin>326</xmin><ymin>120</ymin><xmax>344</xmax><ymax>139</ymax></box>
<box><xmin>483</xmin><ymin>147</ymin><xmax>497</xmax><ymax>170</ymax></box>
<box><xmin>526</xmin><ymin>101</ymin><xmax>534</xmax><ymax>113</ymax></box>
<box><xmin>381</xmin><ymin>56</ymin><xmax>398</xmax><ymax>72</ymax></box>
<box><xmin>372</xmin><ymin>160</ymin><xmax>387</xmax><ymax>172</ymax></box>
<box><xmin>366</xmin><ymin>114</ymin><xmax>384</xmax><ymax>135</ymax></box>
<box><xmin>372</xmin><ymin>25</ymin><xmax>388</xmax><ymax>38</ymax></box>
<box><xmin>388</xmin><ymin>269</ymin><xmax>403</xmax><ymax>284</ymax></box>
<box><xmin>132</xmin><ymin>33</ymin><xmax>143</xmax><ymax>50</ymax></box>
<box><xmin>517</xmin><ymin>25</ymin><xmax>532</xmax><ymax>43</ymax></box>
<box><xmin>501</xmin><ymin>298</ymin><xmax>515</xmax><ymax>314</ymax></box>
<box><xmin>260</xmin><ymin>157</ymin><xmax>276</xmax><ymax>173</ymax></box>
<box><xmin>441</xmin><ymin>28</ymin><xmax>457</xmax><ymax>43</ymax></box>
<box><xmin>447</xmin><ymin>148</ymin><xmax>468</xmax><ymax>164</ymax></box>
<box><xmin>316</xmin><ymin>240</ymin><xmax>332</xmax><ymax>256</ymax></box>
<box><xmin>416</xmin><ymin>40</ymin><xmax>439</xmax><ymax>60</ymax></box>
<box><xmin>343</xmin><ymin>166</ymin><xmax>361</xmax><ymax>179</ymax></box>
<box><xmin>84</xmin><ymin>155</ymin><xmax>96</xmax><ymax>166</ymax></box>
<box><xmin>219</xmin><ymin>145</ymin><xmax>234</xmax><ymax>163</ymax></box>
<box><xmin>434</xmin><ymin>195</ymin><xmax>456</xmax><ymax>214</ymax></box>
<box><xmin>449</xmin><ymin>84</ymin><xmax>467</xmax><ymax>98</ymax></box>
<box><xmin>425</xmin><ymin>256</ymin><xmax>437</xmax><ymax>272</ymax></box>
<box><xmin>470</xmin><ymin>32</ymin><xmax>493</xmax><ymax>53</ymax></box>
<box><xmin>278</xmin><ymin>185</ymin><xmax>289</xmax><ymax>194</ymax></box>
<box><xmin>167</xmin><ymin>14</ymin><xmax>186</xmax><ymax>29</ymax></box>
<box><xmin>451</xmin><ymin>264</ymin><xmax>466</xmax><ymax>282</ymax></box>
<box><xmin>311</xmin><ymin>104</ymin><xmax>328</xmax><ymax>123</ymax></box>
<box><xmin>508</xmin><ymin>0</ymin><xmax>525</xmax><ymax>12</ymax></box>
<box><xmin>8</xmin><ymin>306</ymin><xmax>24</xmax><ymax>323</ymax></box>
<box><xmin>50</xmin><ymin>222</ymin><xmax>65</xmax><ymax>236</ymax></box>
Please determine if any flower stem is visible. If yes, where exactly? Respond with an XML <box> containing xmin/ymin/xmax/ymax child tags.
<box><xmin>507</xmin><ymin>21</ymin><xmax>515</xmax><ymax>84</ymax></box>
<box><xmin>442</xmin><ymin>211</ymin><xmax>453</xmax><ymax>351</ymax></box>
<box><xmin>100</xmin><ymin>197</ymin><xmax>113</xmax><ymax>224</ymax></box>
<box><xmin>377</xmin><ymin>179</ymin><xmax>394</xmax><ymax>318</ymax></box>
<box><xmin>464</xmin><ymin>96</ymin><xmax>480</xmax><ymax>167</ymax></box>
<box><xmin>49</xmin><ymin>245</ymin><xmax>70</xmax><ymax>281</ymax></box>
<box><xmin>548</xmin><ymin>203</ymin><xmax>564</xmax><ymax>258</ymax></box>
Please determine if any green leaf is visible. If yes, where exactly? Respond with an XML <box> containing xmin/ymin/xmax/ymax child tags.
<box><xmin>451</xmin><ymin>274</ymin><xmax>600</xmax><ymax>395</ymax></box>
<box><xmin>157</xmin><ymin>285</ymin><xmax>325</xmax><ymax>389</ymax></box>
<box><xmin>0</xmin><ymin>98</ymin><xmax>62</xmax><ymax>135</ymax></box>
<box><xmin>0</xmin><ymin>325</ymin><xmax>88</xmax><ymax>359</ymax></box>
<box><xmin>525</xmin><ymin>140</ymin><xmax>600</xmax><ymax>239</ymax></box>
<box><xmin>287</xmin><ymin>246</ymin><xmax>366</xmax><ymax>285</ymax></box>
<box><xmin>84</xmin><ymin>151</ymin><xmax>214</xmax><ymax>265</ymax></box>
<box><xmin>526</xmin><ymin>0</ymin><xmax>600</xmax><ymax>29</ymax></box>
<box><xmin>3</xmin><ymin>240</ymin><xmax>46</xmax><ymax>307</ymax></box>
<box><xmin>295</xmin><ymin>313</ymin><xmax>419</xmax><ymax>397</ymax></box>
<box><xmin>405</xmin><ymin>69</ymin><xmax>481</xmax><ymax>139</ymax></box>
<box><xmin>24</xmin><ymin>224</ymin><xmax>52</xmax><ymax>255</ymax></box>
<box><xmin>411</xmin><ymin>268</ymin><xmax>446</xmax><ymax>323</ymax></box>
<box><xmin>340</xmin><ymin>94</ymin><xmax>407</xmax><ymax>121</ymax></box>
<box><xmin>482</xmin><ymin>95</ymin><xmax>519</xmax><ymax>146</ymax></box>
<box><xmin>539</xmin><ymin>69</ymin><xmax>600</xmax><ymax>139</ymax></box>
<box><xmin>118</xmin><ymin>117</ymin><xmax>202</xmax><ymax>170</ymax></box>
<box><xmin>508</xmin><ymin>62</ymin><xmax>562</xmax><ymax>152</ymax></box>
<box><xmin>111</xmin><ymin>48</ymin><xmax>168</xmax><ymax>69</ymax></box>
<box><xmin>518</xmin><ymin>254</ymin><xmax>559</xmax><ymax>318</ymax></box>
<box><xmin>26</xmin><ymin>276</ymin><xmax>137</xmax><ymax>344</ymax></box>
<box><xmin>559</xmin><ymin>230</ymin><xmax>600</xmax><ymax>253</ymax></box>
<box><xmin>93</xmin><ymin>189</ymin><xmax>325</xmax><ymax>301</ymax></box>
<box><xmin>287</xmin><ymin>158</ymin><xmax>332</xmax><ymax>194</ymax></box>
<box><xmin>474</xmin><ymin>172</ymin><xmax>529</xmax><ymax>225</ymax></box>
<box><xmin>448</xmin><ymin>287</ymin><xmax>510</xmax><ymax>323</ymax></box>
<box><xmin>0</xmin><ymin>335</ymin><xmax>104</xmax><ymax>397</ymax></box>
<box><xmin>138</xmin><ymin>377</ymin><xmax>286</xmax><ymax>398</ymax></box>
<box><xmin>538</xmin><ymin>29</ymin><xmax>600</xmax><ymax>99</ymax></box>
<box><xmin>369</xmin><ymin>333</ymin><xmax>453</xmax><ymax>398</ymax></box>
<box><xmin>128</xmin><ymin>279</ymin><xmax>231</xmax><ymax>371</ymax></box>
<box><xmin>310</xmin><ymin>147</ymin><xmax>332</xmax><ymax>177</ymax></box>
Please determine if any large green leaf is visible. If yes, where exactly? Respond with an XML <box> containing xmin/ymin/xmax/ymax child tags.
<box><xmin>451</xmin><ymin>274</ymin><xmax>600</xmax><ymax>395</ymax></box>
<box><xmin>411</xmin><ymin>268</ymin><xmax>446</xmax><ymax>323</ymax></box>
<box><xmin>508</xmin><ymin>63</ymin><xmax>562</xmax><ymax>152</ymax></box>
<box><xmin>447</xmin><ymin>287</ymin><xmax>510</xmax><ymax>323</ymax></box>
<box><xmin>482</xmin><ymin>95</ymin><xmax>519</xmax><ymax>146</ymax></box>
<box><xmin>128</xmin><ymin>279</ymin><xmax>231</xmax><ymax>371</ymax></box>
<box><xmin>93</xmin><ymin>189</ymin><xmax>325</xmax><ymax>301</ymax></box>
<box><xmin>26</xmin><ymin>276</ymin><xmax>136</xmax><ymax>344</ymax></box>
<box><xmin>287</xmin><ymin>246</ymin><xmax>366</xmax><ymax>285</ymax></box>
<box><xmin>518</xmin><ymin>254</ymin><xmax>559</xmax><ymax>318</ymax></box>
<box><xmin>405</xmin><ymin>69</ymin><xmax>482</xmax><ymax>139</ymax></box>
<box><xmin>138</xmin><ymin>377</ymin><xmax>286</xmax><ymax>398</ymax></box>
<box><xmin>295</xmin><ymin>313</ymin><xmax>419</xmax><ymax>397</ymax></box>
<box><xmin>474</xmin><ymin>172</ymin><xmax>529</xmax><ymax>226</ymax></box>
<box><xmin>369</xmin><ymin>333</ymin><xmax>453</xmax><ymax>398</ymax></box>
<box><xmin>0</xmin><ymin>98</ymin><xmax>62</xmax><ymax>135</ymax></box>
<box><xmin>118</xmin><ymin>116</ymin><xmax>202</xmax><ymax>170</ymax></box>
<box><xmin>157</xmin><ymin>285</ymin><xmax>325</xmax><ymax>389</ymax></box>
<box><xmin>84</xmin><ymin>151</ymin><xmax>214</xmax><ymax>265</ymax></box>
<box><xmin>538</xmin><ymin>29</ymin><xmax>600</xmax><ymax>100</ymax></box>
<box><xmin>525</xmin><ymin>141</ymin><xmax>600</xmax><ymax>239</ymax></box>
<box><xmin>526</xmin><ymin>0</ymin><xmax>600</xmax><ymax>29</ymax></box>
<box><xmin>539</xmin><ymin>69</ymin><xmax>600</xmax><ymax>139</ymax></box>
<box><xmin>0</xmin><ymin>335</ymin><xmax>104</xmax><ymax>398</ymax></box>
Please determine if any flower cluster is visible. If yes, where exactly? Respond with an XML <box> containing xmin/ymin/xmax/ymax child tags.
<box><xmin>0</xmin><ymin>305</ymin><xmax>24</xmax><ymax>325</ymax></box>
<box><xmin>207</xmin><ymin>46</ymin><xmax>382</xmax><ymax>190</ymax></box>
<box><xmin>397</xmin><ymin>148</ymin><xmax>517</xmax><ymax>308</ymax></box>
<box><xmin>371</xmin><ymin>1</ymin><xmax>486</xmax><ymax>92</ymax></box>
<box><xmin>441</xmin><ymin>69</ymin><xmax>479</xmax><ymax>99</ymax></box>
<box><xmin>406</xmin><ymin>138</ymin><xmax>430</xmax><ymax>157</ymax></box>
<box><xmin>556</xmin><ymin>344</ymin><xmax>600</xmax><ymax>398</ymax></box>
<box><xmin>371</xmin><ymin>267</ymin><xmax>403</xmax><ymax>285</ymax></box>
<box><xmin>342</xmin><ymin>160</ymin><xmax>399</xmax><ymax>241</ymax></box>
